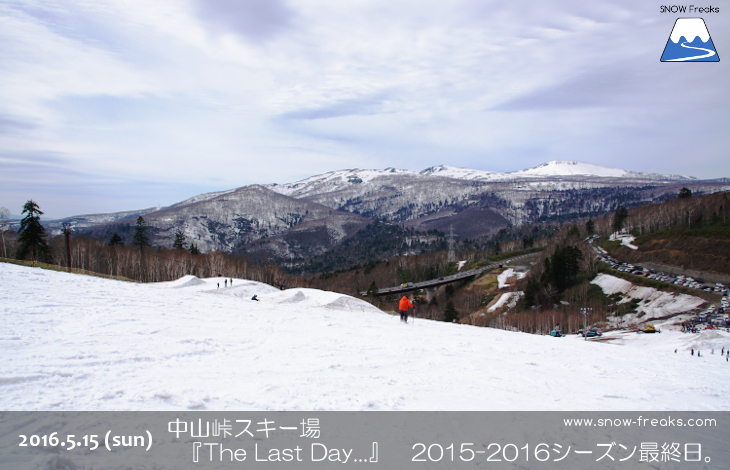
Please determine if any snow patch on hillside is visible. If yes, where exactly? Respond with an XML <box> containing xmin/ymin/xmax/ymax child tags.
<box><xmin>498</xmin><ymin>268</ymin><xmax>525</xmax><ymax>288</ymax></box>
<box><xmin>610</xmin><ymin>231</ymin><xmax>638</xmax><ymax>250</ymax></box>
<box><xmin>591</xmin><ymin>274</ymin><xmax>706</xmax><ymax>324</ymax></box>
<box><xmin>488</xmin><ymin>292</ymin><xmax>524</xmax><ymax>312</ymax></box>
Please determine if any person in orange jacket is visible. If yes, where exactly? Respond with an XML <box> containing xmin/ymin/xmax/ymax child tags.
<box><xmin>399</xmin><ymin>295</ymin><xmax>414</xmax><ymax>323</ymax></box>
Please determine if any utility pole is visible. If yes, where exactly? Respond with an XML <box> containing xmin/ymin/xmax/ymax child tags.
<box><xmin>447</xmin><ymin>225</ymin><xmax>457</xmax><ymax>263</ymax></box>
<box><xmin>62</xmin><ymin>222</ymin><xmax>73</xmax><ymax>273</ymax></box>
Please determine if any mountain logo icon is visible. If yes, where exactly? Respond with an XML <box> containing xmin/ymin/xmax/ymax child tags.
<box><xmin>661</xmin><ymin>18</ymin><xmax>719</xmax><ymax>62</ymax></box>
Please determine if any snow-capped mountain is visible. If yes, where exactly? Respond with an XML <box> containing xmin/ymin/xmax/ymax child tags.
<box><xmin>43</xmin><ymin>207</ymin><xmax>161</xmax><ymax>234</ymax></box>
<box><xmin>268</xmin><ymin>167</ymin><xmax>417</xmax><ymax>198</ymax></box>
<box><xmin>55</xmin><ymin>160</ymin><xmax>726</xmax><ymax>271</ymax></box>
<box><xmin>419</xmin><ymin>165</ymin><xmax>506</xmax><ymax>181</ymax></box>
<box><xmin>507</xmin><ymin>160</ymin><xmax>695</xmax><ymax>180</ymax></box>
<box><xmin>80</xmin><ymin>185</ymin><xmax>370</xmax><ymax>255</ymax></box>
<box><xmin>268</xmin><ymin>160</ymin><xmax>695</xmax><ymax>198</ymax></box>
<box><xmin>262</xmin><ymin>160</ymin><xmax>702</xmax><ymax>228</ymax></box>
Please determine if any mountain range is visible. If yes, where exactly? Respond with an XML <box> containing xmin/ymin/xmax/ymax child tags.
<box><xmin>39</xmin><ymin>160</ymin><xmax>729</xmax><ymax>272</ymax></box>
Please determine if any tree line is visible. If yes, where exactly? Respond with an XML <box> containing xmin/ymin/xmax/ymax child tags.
<box><xmin>3</xmin><ymin>200</ymin><xmax>291</xmax><ymax>286</ymax></box>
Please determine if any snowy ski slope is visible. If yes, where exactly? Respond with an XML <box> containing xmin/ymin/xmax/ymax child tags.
<box><xmin>1</xmin><ymin>262</ymin><xmax>729</xmax><ymax>411</ymax></box>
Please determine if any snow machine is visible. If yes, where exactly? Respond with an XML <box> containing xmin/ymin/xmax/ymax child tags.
<box><xmin>550</xmin><ymin>329</ymin><xmax>562</xmax><ymax>337</ymax></box>
<box><xmin>638</xmin><ymin>324</ymin><xmax>660</xmax><ymax>334</ymax></box>
<box><xmin>582</xmin><ymin>328</ymin><xmax>602</xmax><ymax>338</ymax></box>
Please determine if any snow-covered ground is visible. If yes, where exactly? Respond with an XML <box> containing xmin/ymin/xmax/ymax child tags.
<box><xmin>592</xmin><ymin>273</ymin><xmax>706</xmax><ymax>325</ymax></box>
<box><xmin>2</xmin><ymin>263</ymin><xmax>729</xmax><ymax>411</ymax></box>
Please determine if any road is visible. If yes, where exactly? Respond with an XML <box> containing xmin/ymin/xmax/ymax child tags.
<box><xmin>361</xmin><ymin>251</ymin><xmax>540</xmax><ymax>296</ymax></box>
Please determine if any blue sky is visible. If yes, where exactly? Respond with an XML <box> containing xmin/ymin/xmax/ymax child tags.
<box><xmin>1</xmin><ymin>0</ymin><xmax>728</xmax><ymax>218</ymax></box>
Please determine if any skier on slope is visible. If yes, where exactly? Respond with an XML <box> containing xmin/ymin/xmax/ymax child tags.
<box><xmin>399</xmin><ymin>295</ymin><xmax>414</xmax><ymax>323</ymax></box>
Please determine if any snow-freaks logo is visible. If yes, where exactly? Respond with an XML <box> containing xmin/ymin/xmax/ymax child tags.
<box><xmin>661</xmin><ymin>18</ymin><xmax>720</xmax><ymax>61</ymax></box>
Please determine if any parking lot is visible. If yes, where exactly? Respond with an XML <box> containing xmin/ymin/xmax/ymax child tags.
<box><xmin>588</xmin><ymin>235</ymin><xmax>730</xmax><ymax>328</ymax></box>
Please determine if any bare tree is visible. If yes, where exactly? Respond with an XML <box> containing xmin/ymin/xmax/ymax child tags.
<box><xmin>0</xmin><ymin>206</ymin><xmax>9</xmax><ymax>258</ymax></box>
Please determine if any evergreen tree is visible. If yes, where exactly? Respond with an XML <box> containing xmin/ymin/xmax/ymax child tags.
<box><xmin>16</xmin><ymin>200</ymin><xmax>50</xmax><ymax>262</ymax></box>
<box><xmin>443</xmin><ymin>300</ymin><xmax>459</xmax><ymax>322</ymax></box>
<box><xmin>586</xmin><ymin>219</ymin><xmax>595</xmax><ymax>235</ymax></box>
<box><xmin>520</xmin><ymin>278</ymin><xmax>541</xmax><ymax>309</ymax></box>
<box><xmin>108</xmin><ymin>232</ymin><xmax>123</xmax><ymax>246</ymax></box>
<box><xmin>612</xmin><ymin>206</ymin><xmax>629</xmax><ymax>233</ymax></box>
<box><xmin>366</xmin><ymin>281</ymin><xmax>379</xmax><ymax>298</ymax></box>
<box><xmin>189</xmin><ymin>242</ymin><xmax>200</xmax><ymax>255</ymax></box>
<box><xmin>678</xmin><ymin>187</ymin><xmax>692</xmax><ymax>199</ymax></box>
<box><xmin>444</xmin><ymin>283</ymin><xmax>455</xmax><ymax>298</ymax></box>
<box><xmin>172</xmin><ymin>230</ymin><xmax>187</xmax><ymax>250</ymax></box>
<box><xmin>542</xmin><ymin>245</ymin><xmax>584</xmax><ymax>292</ymax></box>
<box><xmin>522</xmin><ymin>236</ymin><xmax>534</xmax><ymax>249</ymax></box>
<box><xmin>132</xmin><ymin>216</ymin><xmax>150</xmax><ymax>250</ymax></box>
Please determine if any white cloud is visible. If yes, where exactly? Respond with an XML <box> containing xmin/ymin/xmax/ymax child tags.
<box><xmin>0</xmin><ymin>0</ymin><xmax>728</xmax><ymax>217</ymax></box>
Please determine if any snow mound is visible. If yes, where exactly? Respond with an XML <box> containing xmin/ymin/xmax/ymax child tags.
<box><xmin>262</xmin><ymin>288</ymin><xmax>382</xmax><ymax>313</ymax></box>
<box><xmin>322</xmin><ymin>296</ymin><xmax>379</xmax><ymax>312</ymax></box>
<box><xmin>161</xmin><ymin>275</ymin><xmax>207</xmax><ymax>288</ymax></box>
<box><xmin>683</xmin><ymin>330</ymin><xmax>730</xmax><ymax>351</ymax></box>
<box><xmin>286</xmin><ymin>291</ymin><xmax>307</xmax><ymax>302</ymax></box>
<box><xmin>155</xmin><ymin>276</ymin><xmax>280</xmax><ymax>297</ymax></box>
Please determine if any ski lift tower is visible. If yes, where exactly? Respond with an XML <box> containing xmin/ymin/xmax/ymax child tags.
<box><xmin>447</xmin><ymin>225</ymin><xmax>457</xmax><ymax>263</ymax></box>
<box><xmin>581</xmin><ymin>307</ymin><xmax>593</xmax><ymax>341</ymax></box>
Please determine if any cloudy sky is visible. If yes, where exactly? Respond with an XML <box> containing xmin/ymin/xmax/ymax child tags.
<box><xmin>1</xmin><ymin>0</ymin><xmax>728</xmax><ymax>218</ymax></box>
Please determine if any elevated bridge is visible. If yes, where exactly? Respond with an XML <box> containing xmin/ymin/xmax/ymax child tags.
<box><xmin>361</xmin><ymin>252</ymin><xmax>539</xmax><ymax>299</ymax></box>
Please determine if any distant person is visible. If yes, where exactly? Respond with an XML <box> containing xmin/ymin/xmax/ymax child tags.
<box><xmin>224</xmin><ymin>279</ymin><xmax>228</xmax><ymax>288</ymax></box>
<box><xmin>252</xmin><ymin>295</ymin><xmax>259</xmax><ymax>301</ymax></box>
<box><xmin>399</xmin><ymin>295</ymin><xmax>414</xmax><ymax>323</ymax></box>
<box><xmin>230</xmin><ymin>278</ymin><xmax>233</xmax><ymax>286</ymax></box>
